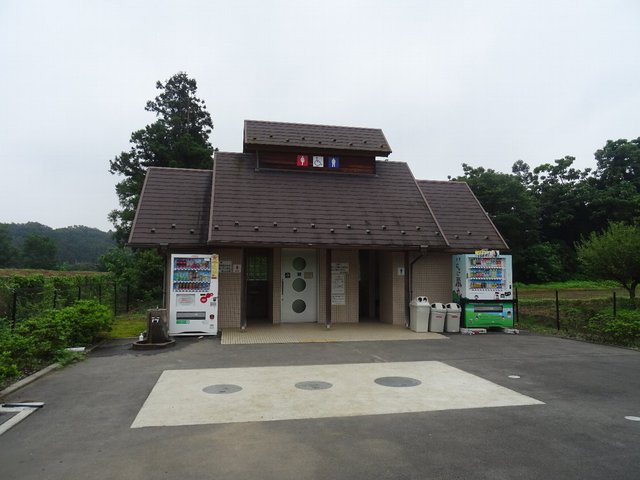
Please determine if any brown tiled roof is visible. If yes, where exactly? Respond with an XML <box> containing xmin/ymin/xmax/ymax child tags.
<box><xmin>128</xmin><ymin>167</ymin><xmax>212</xmax><ymax>246</ymax></box>
<box><xmin>417</xmin><ymin>180</ymin><xmax>509</xmax><ymax>251</ymax></box>
<box><xmin>208</xmin><ymin>152</ymin><xmax>447</xmax><ymax>248</ymax></box>
<box><xmin>243</xmin><ymin>120</ymin><xmax>392</xmax><ymax>156</ymax></box>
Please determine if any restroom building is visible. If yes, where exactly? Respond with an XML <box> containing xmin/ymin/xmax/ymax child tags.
<box><xmin>128</xmin><ymin>120</ymin><xmax>508</xmax><ymax>330</ymax></box>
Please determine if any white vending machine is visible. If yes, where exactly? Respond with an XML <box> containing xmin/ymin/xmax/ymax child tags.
<box><xmin>169</xmin><ymin>253</ymin><xmax>219</xmax><ymax>335</ymax></box>
<box><xmin>452</xmin><ymin>251</ymin><xmax>514</xmax><ymax>328</ymax></box>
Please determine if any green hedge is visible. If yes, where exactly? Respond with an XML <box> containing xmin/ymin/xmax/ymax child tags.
<box><xmin>0</xmin><ymin>300</ymin><xmax>113</xmax><ymax>385</ymax></box>
<box><xmin>0</xmin><ymin>272</ymin><xmax>113</xmax><ymax>322</ymax></box>
<box><xmin>585</xmin><ymin>310</ymin><xmax>640</xmax><ymax>347</ymax></box>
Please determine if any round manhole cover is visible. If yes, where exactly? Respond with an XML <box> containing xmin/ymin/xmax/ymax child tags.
<box><xmin>295</xmin><ymin>381</ymin><xmax>333</xmax><ymax>391</ymax></box>
<box><xmin>374</xmin><ymin>376</ymin><xmax>422</xmax><ymax>388</ymax></box>
<box><xmin>202</xmin><ymin>384</ymin><xmax>242</xmax><ymax>394</ymax></box>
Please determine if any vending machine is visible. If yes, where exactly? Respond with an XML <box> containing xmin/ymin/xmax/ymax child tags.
<box><xmin>169</xmin><ymin>253</ymin><xmax>219</xmax><ymax>335</ymax></box>
<box><xmin>452</xmin><ymin>251</ymin><xmax>514</xmax><ymax>328</ymax></box>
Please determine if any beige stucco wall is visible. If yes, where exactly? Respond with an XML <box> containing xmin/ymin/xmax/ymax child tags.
<box><xmin>217</xmin><ymin>248</ymin><xmax>243</xmax><ymax>329</ymax></box>
<box><xmin>392</xmin><ymin>251</ymin><xmax>408</xmax><ymax>326</ymax></box>
<box><xmin>378</xmin><ymin>251</ymin><xmax>408</xmax><ymax>326</ymax></box>
<box><xmin>411</xmin><ymin>252</ymin><xmax>452</xmax><ymax>305</ymax></box>
<box><xmin>195</xmin><ymin>247</ymin><xmax>450</xmax><ymax>330</ymax></box>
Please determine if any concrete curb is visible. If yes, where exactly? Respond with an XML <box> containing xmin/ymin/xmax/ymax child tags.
<box><xmin>0</xmin><ymin>363</ymin><xmax>60</xmax><ymax>399</ymax></box>
<box><xmin>0</xmin><ymin>339</ymin><xmax>108</xmax><ymax>400</ymax></box>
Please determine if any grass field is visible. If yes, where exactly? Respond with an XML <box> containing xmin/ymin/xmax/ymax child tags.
<box><xmin>515</xmin><ymin>282</ymin><xmax>637</xmax><ymax>347</ymax></box>
<box><xmin>108</xmin><ymin>312</ymin><xmax>147</xmax><ymax>338</ymax></box>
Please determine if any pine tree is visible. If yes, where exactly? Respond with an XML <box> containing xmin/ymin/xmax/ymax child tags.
<box><xmin>108</xmin><ymin>72</ymin><xmax>214</xmax><ymax>244</ymax></box>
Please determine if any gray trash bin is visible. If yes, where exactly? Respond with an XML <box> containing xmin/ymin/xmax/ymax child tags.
<box><xmin>429</xmin><ymin>303</ymin><xmax>446</xmax><ymax>333</ymax></box>
<box><xmin>409</xmin><ymin>296</ymin><xmax>430</xmax><ymax>332</ymax></box>
<box><xmin>445</xmin><ymin>303</ymin><xmax>461</xmax><ymax>333</ymax></box>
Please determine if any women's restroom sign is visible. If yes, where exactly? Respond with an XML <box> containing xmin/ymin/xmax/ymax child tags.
<box><xmin>297</xmin><ymin>155</ymin><xmax>309</xmax><ymax>167</ymax></box>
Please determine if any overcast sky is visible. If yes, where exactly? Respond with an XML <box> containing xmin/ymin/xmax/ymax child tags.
<box><xmin>1</xmin><ymin>0</ymin><xmax>639</xmax><ymax>232</ymax></box>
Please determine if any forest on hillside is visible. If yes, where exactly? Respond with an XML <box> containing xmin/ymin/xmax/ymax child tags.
<box><xmin>0</xmin><ymin>222</ymin><xmax>114</xmax><ymax>270</ymax></box>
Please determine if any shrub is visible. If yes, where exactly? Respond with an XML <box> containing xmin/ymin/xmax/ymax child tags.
<box><xmin>56</xmin><ymin>300</ymin><xmax>113</xmax><ymax>346</ymax></box>
<box><xmin>0</xmin><ymin>350</ymin><xmax>19</xmax><ymax>382</ymax></box>
<box><xmin>0</xmin><ymin>299</ymin><xmax>114</xmax><ymax>385</ymax></box>
<box><xmin>14</xmin><ymin>311</ymin><xmax>72</xmax><ymax>362</ymax></box>
<box><xmin>0</xmin><ymin>324</ymin><xmax>40</xmax><ymax>380</ymax></box>
<box><xmin>586</xmin><ymin>310</ymin><xmax>640</xmax><ymax>347</ymax></box>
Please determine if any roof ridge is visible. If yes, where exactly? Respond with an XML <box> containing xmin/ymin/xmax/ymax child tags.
<box><xmin>244</xmin><ymin>119</ymin><xmax>384</xmax><ymax>132</ymax></box>
<box><xmin>462</xmin><ymin>182</ymin><xmax>510</xmax><ymax>249</ymax></box>
<box><xmin>147</xmin><ymin>166</ymin><xmax>213</xmax><ymax>173</ymax></box>
<box><xmin>417</xmin><ymin>179</ymin><xmax>466</xmax><ymax>184</ymax></box>
<box><xmin>404</xmin><ymin>163</ymin><xmax>450</xmax><ymax>247</ymax></box>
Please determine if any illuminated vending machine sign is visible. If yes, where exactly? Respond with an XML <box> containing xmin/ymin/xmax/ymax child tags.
<box><xmin>169</xmin><ymin>254</ymin><xmax>219</xmax><ymax>335</ymax></box>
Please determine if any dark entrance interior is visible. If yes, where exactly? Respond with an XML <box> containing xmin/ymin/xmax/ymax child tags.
<box><xmin>246</xmin><ymin>249</ymin><xmax>271</xmax><ymax>323</ymax></box>
<box><xmin>359</xmin><ymin>250</ymin><xmax>380</xmax><ymax>321</ymax></box>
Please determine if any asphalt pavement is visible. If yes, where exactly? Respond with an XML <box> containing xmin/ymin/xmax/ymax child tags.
<box><xmin>0</xmin><ymin>333</ymin><xmax>638</xmax><ymax>480</ymax></box>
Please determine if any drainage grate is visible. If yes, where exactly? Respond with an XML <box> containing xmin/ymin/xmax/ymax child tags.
<box><xmin>374</xmin><ymin>376</ymin><xmax>421</xmax><ymax>387</ymax></box>
<box><xmin>295</xmin><ymin>381</ymin><xmax>333</xmax><ymax>391</ymax></box>
<box><xmin>202</xmin><ymin>384</ymin><xmax>242</xmax><ymax>394</ymax></box>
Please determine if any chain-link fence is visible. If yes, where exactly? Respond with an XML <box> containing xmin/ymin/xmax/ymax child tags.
<box><xmin>0</xmin><ymin>275</ymin><xmax>162</xmax><ymax>328</ymax></box>
<box><xmin>515</xmin><ymin>288</ymin><xmax>638</xmax><ymax>347</ymax></box>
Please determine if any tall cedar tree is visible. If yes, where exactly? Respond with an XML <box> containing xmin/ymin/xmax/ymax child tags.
<box><xmin>109</xmin><ymin>73</ymin><xmax>213</xmax><ymax>244</ymax></box>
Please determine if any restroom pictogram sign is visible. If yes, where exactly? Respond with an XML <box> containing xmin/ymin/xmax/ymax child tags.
<box><xmin>297</xmin><ymin>155</ymin><xmax>309</xmax><ymax>167</ymax></box>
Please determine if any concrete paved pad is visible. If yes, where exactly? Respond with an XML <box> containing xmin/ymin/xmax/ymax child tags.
<box><xmin>131</xmin><ymin>361</ymin><xmax>543</xmax><ymax>427</ymax></box>
<box><xmin>221</xmin><ymin>323</ymin><xmax>446</xmax><ymax>344</ymax></box>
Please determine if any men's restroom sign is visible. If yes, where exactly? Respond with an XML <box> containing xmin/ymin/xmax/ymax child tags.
<box><xmin>328</xmin><ymin>156</ymin><xmax>340</xmax><ymax>169</ymax></box>
<box><xmin>297</xmin><ymin>155</ymin><xmax>309</xmax><ymax>167</ymax></box>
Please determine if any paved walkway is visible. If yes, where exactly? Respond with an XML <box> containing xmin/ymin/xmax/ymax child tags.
<box><xmin>2</xmin><ymin>334</ymin><xmax>639</xmax><ymax>480</ymax></box>
<box><xmin>221</xmin><ymin>322</ymin><xmax>446</xmax><ymax>344</ymax></box>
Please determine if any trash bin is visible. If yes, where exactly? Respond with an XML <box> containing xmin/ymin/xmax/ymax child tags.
<box><xmin>409</xmin><ymin>296</ymin><xmax>430</xmax><ymax>332</ymax></box>
<box><xmin>429</xmin><ymin>303</ymin><xmax>446</xmax><ymax>333</ymax></box>
<box><xmin>445</xmin><ymin>303</ymin><xmax>461</xmax><ymax>333</ymax></box>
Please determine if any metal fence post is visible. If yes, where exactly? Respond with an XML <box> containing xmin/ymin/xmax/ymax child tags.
<box><xmin>77</xmin><ymin>285</ymin><xmax>81</xmax><ymax>301</ymax></box>
<box><xmin>613</xmin><ymin>291</ymin><xmax>617</xmax><ymax>318</ymax></box>
<box><xmin>11</xmin><ymin>290</ymin><xmax>17</xmax><ymax>329</ymax></box>
<box><xmin>126</xmin><ymin>284</ymin><xmax>130</xmax><ymax>313</ymax></box>
<box><xmin>53</xmin><ymin>289</ymin><xmax>57</xmax><ymax>309</ymax></box>
<box><xmin>555</xmin><ymin>290</ymin><xmax>560</xmax><ymax>331</ymax></box>
<box><xmin>113</xmin><ymin>281</ymin><xmax>118</xmax><ymax>315</ymax></box>
<box><xmin>98</xmin><ymin>283</ymin><xmax>102</xmax><ymax>304</ymax></box>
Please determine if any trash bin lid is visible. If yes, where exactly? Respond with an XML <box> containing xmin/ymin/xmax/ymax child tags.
<box><xmin>431</xmin><ymin>302</ymin><xmax>446</xmax><ymax>309</ymax></box>
<box><xmin>445</xmin><ymin>303</ymin><xmax>461</xmax><ymax>310</ymax></box>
